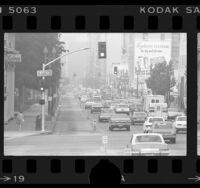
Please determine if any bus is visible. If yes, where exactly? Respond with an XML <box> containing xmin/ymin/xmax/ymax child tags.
<box><xmin>143</xmin><ymin>95</ymin><xmax>165</xmax><ymax>112</ymax></box>
<box><xmin>148</xmin><ymin>102</ymin><xmax>168</xmax><ymax>120</ymax></box>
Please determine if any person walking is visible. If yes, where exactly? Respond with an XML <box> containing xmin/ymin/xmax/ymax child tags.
<box><xmin>15</xmin><ymin>111</ymin><xmax>24</xmax><ymax>131</ymax></box>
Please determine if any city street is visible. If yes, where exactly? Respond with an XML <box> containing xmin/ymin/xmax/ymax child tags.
<box><xmin>4</xmin><ymin>92</ymin><xmax>186</xmax><ymax>156</ymax></box>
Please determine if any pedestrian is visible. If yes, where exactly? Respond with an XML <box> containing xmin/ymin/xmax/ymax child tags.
<box><xmin>92</xmin><ymin>120</ymin><xmax>96</xmax><ymax>131</ymax></box>
<box><xmin>15</xmin><ymin>111</ymin><xmax>24</xmax><ymax>131</ymax></box>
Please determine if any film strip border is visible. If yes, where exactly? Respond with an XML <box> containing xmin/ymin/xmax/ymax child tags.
<box><xmin>0</xmin><ymin>157</ymin><xmax>200</xmax><ymax>183</ymax></box>
<box><xmin>0</xmin><ymin>5</ymin><xmax>199</xmax><ymax>183</ymax></box>
<box><xmin>0</xmin><ymin>6</ymin><xmax>199</xmax><ymax>31</ymax></box>
<box><xmin>1</xmin><ymin>14</ymin><xmax>200</xmax><ymax>31</ymax></box>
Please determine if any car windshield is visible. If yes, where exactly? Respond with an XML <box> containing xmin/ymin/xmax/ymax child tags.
<box><xmin>177</xmin><ymin>117</ymin><xmax>186</xmax><ymax>121</ymax></box>
<box><xmin>135</xmin><ymin>135</ymin><xmax>162</xmax><ymax>143</ymax></box>
<box><xmin>149</xmin><ymin>118</ymin><xmax>163</xmax><ymax>123</ymax></box>
<box><xmin>118</xmin><ymin>104</ymin><xmax>129</xmax><ymax>108</ymax></box>
<box><xmin>168</xmin><ymin>108</ymin><xmax>178</xmax><ymax>112</ymax></box>
<box><xmin>112</xmin><ymin>114</ymin><xmax>128</xmax><ymax>118</ymax></box>
<box><xmin>134</xmin><ymin>112</ymin><xmax>146</xmax><ymax>116</ymax></box>
<box><xmin>102</xmin><ymin>109</ymin><xmax>113</xmax><ymax>113</ymax></box>
<box><xmin>153</xmin><ymin>122</ymin><xmax>173</xmax><ymax>129</ymax></box>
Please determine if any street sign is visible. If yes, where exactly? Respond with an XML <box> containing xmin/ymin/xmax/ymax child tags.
<box><xmin>5</xmin><ymin>53</ymin><xmax>21</xmax><ymax>63</ymax></box>
<box><xmin>102</xmin><ymin>135</ymin><xmax>108</xmax><ymax>144</ymax></box>
<box><xmin>48</xmin><ymin>96</ymin><xmax>52</xmax><ymax>101</ymax></box>
<box><xmin>37</xmin><ymin>69</ymin><xmax>52</xmax><ymax>77</ymax></box>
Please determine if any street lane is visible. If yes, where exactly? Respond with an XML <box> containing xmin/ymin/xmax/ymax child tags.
<box><xmin>4</xmin><ymin>92</ymin><xmax>186</xmax><ymax>156</ymax></box>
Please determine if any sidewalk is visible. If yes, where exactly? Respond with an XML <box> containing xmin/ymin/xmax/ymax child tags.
<box><xmin>4</xmin><ymin>103</ymin><xmax>58</xmax><ymax>140</ymax></box>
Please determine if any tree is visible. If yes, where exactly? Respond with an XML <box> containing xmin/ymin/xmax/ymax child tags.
<box><xmin>145</xmin><ymin>61</ymin><xmax>176</xmax><ymax>96</ymax></box>
<box><xmin>15</xmin><ymin>33</ymin><xmax>66</xmax><ymax>111</ymax></box>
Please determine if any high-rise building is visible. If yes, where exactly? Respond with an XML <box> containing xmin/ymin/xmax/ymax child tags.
<box><xmin>198</xmin><ymin>34</ymin><xmax>200</xmax><ymax>124</ymax></box>
<box><xmin>4</xmin><ymin>33</ymin><xmax>21</xmax><ymax>123</ymax></box>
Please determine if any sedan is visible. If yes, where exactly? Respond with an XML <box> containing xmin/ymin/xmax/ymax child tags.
<box><xmin>173</xmin><ymin>115</ymin><xmax>187</xmax><ymax>133</ymax></box>
<box><xmin>126</xmin><ymin>133</ymin><xmax>169</xmax><ymax>156</ymax></box>
<box><xmin>131</xmin><ymin>112</ymin><xmax>147</xmax><ymax>125</ymax></box>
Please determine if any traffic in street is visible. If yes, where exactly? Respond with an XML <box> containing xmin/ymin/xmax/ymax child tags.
<box><xmin>4</xmin><ymin>86</ymin><xmax>186</xmax><ymax>156</ymax></box>
<box><xmin>4</xmin><ymin>33</ymin><xmax>187</xmax><ymax>156</ymax></box>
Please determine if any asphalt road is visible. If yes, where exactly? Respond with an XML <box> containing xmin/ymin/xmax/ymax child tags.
<box><xmin>4</xmin><ymin>92</ymin><xmax>187</xmax><ymax>156</ymax></box>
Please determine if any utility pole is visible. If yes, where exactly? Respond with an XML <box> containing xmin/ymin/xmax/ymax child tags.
<box><xmin>51</xmin><ymin>48</ymin><xmax>56</xmax><ymax>116</ymax></box>
<box><xmin>40</xmin><ymin>47</ymin><xmax>90</xmax><ymax>132</ymax></box>
<box><xmin>41</xmin><ymin>47</ymin><xmax>48</xmax><ymax>132</ymax></box>
<box><xmin>41</xmin><ymin>63</ymin><xmax>46</xmax><ymax>132</ymax></box>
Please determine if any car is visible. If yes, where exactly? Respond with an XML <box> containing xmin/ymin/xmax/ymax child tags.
<box><xmin>173</xmin><ymin>115</ymin><xmax>187</xmax><ymax>133</ymax></box>
<box><xmin>110</xmin><ymin>102</ymin><xmax>118</xmax><ymax>110</ymax></box>
<box><xmin>91</xmin><ymin>103</ymin><xmax>103</xmax><ymax>114</ymax></box>
<box><xmin>150</xmin><ymin>121</ymin><xmax>176</xmax><ymax>143</ymax></box>
<box><xmin>115</xmin><ymin>103</ymin><xmax>130</xmax><ymax>115</ymax></box>
<box><xmin>109</xmin><ymin>114</ymin><xmax>131</xmax><ymax>131</ymax></box>
<box><xmin>102</xmin><ymin>100</ymin><xmax>112</xmax><ymax>108</ymax></box>
<box><xmin>80</xmin><ymin>95</ymin><xmax>88</xmax><ymax>103</ymax></box>
<box><xmin>126</xmin><ymin>133</ymin><xmax>169</xmax><ymax>156</ymax></box>
<box><xmin>98</xmin><ymin>108</ymin><xmax>114</xmax><ymax>122</ymax></box>
<box><xmin>143</xmin><ymin>117</ymin><xmax>165</xmax><ymax>133</ymax></box>
<box><xmin>167</xmin><ymin>108</ymin><xmax>184</xmax><ymax>120</ymax></box>
<box><xmin>84</xmin><ymin>101</ymin><xmax>95</xmax><ymax>109</ymax></box>
<box><xmin>131</xmin><ymin>112</ymin><xmax>147</xmax><ymax>125</ymax></box>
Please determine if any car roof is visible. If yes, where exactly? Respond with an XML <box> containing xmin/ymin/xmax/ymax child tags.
<box><xmin>147</xmin><ymin>116</ymin><xmax>164</xmax><ymax>119</ymax></box>
<box><xmin>132</xmin><ymin>133</ymin><xmax>163</xmax><ymax>137</ymax></box>
<box><xmin>111</xmin><ymin>114</ymin><xmax>128</xmax><ymax>117</ymax></box>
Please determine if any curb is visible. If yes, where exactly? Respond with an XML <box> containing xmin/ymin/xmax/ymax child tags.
<box><xmin>5</xmin><ymin>130</ymin><xmax>54</xmax><ymax>141</ymax></box>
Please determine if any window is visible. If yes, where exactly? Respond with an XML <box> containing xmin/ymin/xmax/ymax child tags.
<box><xmin>157</xmin><ymin>106</ymin><xmax>161</xmax><ymax>111</ymax></box>
<box><xmin>156</xmin><ymin>100</ymin><xmax>159</xmax><ymax>103</ymax></box>
<box><xmin>143</xmin><ymin>33</ymin><xmax>148</xmax><ymax>40</ymax></box>
<box><xmin>149</xmin><ymin>118</ymin><xmax>164</xmax><ymax>123</ymax></box>
<box><xmin>161</xmin><ymin>33</ymin><xmax>165</xmax><ymax>40</ymax></box>
<box><xmin>177</xmin><ymin>117</ymin><xmax>186</xmax><ymax>121</ymax></box>
<box><xmin>135</xmin><ymin>135</ymin><xmax>162</xmax><ymax>143</ymax></box>
<box><xmin>152</xmin><ymin>99</ymin><xmax>155</xmax><ymax>103</ymax></box>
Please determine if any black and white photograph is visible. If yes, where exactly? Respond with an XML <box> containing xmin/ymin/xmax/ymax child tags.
<box><xmin>198</xmin><ymin>33</ymin><xmax>200</xmax><ymax>156</ymax></box>
<box><xmin>4</xmin><ymin>33</ymin><xmax>187</xmax><ymax>156</ymax></box>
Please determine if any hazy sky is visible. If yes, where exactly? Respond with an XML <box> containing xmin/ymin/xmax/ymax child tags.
<box><xmin>60</xmin><ymin>33</ymin><xmax>90</xmax><ymax>79</ymax></box>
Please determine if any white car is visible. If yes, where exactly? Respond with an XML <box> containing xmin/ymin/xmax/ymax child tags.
<box><xmin>127</xmin><ymin>133</ymin><xmax>169</xmax><ymax>156</ymax></box>
<box><xmin>115</xmin><ymin>103</ymin><xmax>130</xmax><ymax>115</ymax></box>
<box><xmin>173</xmin><ymin>116</ymin><xmax>187</xmax><ymax>133</ymax></box>
<box><xmin>143</xmin><ymin>116</ymin><xmax>165</xmax><ymax>133</ymax></box>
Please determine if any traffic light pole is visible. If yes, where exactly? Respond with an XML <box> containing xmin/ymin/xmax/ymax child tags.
<box><xmin>41</xmin><ymin>63</ymin><xmax>45</xmax><ymax>132</ymax></box>
<box><xmin>40</xmin><ymin>47</ymin><xmax>90</xmax><ymax>132</ymax></box>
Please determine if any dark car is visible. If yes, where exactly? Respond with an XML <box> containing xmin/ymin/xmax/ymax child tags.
<box><xmin>85</xmin><ymin>101</ymin><xmax>95</xmax><ymax>109</ymax></box>
<box><xmin>150</xmin><ymin>121</ymin><xmax>176</xmax><ymax>144</ymax></box>
<box><xmin>109</xmin><ymin>114</ymin><xmax>131</xmax><ymax>131</ymax></box>
<box><xmin>91</xmin><ymin>103</ymin><xmax>103</xmax><ymax>114</ymax></box>
<box><xmin>131</xmin><ymin>112</ymin><xmax>147</xmax><ymax>125</ymax></box>
<box><xmin>98</xmin><ymin>108</ymin><xmax>114</xmax><ymax>122</ymax></box>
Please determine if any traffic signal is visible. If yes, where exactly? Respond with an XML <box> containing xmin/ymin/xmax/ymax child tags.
<box><xmin>114</xmin><ymin>66</ymin><xmax>118</xmax><ymax>74</ymax></box>
<box><xmin>39</xmin><ymin>80</ymin><xmax>45</xmax><ymax>92</ymax></box>
<box><xmin>98</xmin><ymin>42</ymin><xmax>106</xmax><ymax>59</ymax></box>
<box><xmin>39</xmin><ymin>99</ymin><xmax>45</xmax><ymax>105</ymax></box>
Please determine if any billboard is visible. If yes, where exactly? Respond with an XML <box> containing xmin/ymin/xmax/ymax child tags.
<box><xmin>134</xmin><ymin>40</ymin><xmax>171</xmax><ymax>81</ymax></box>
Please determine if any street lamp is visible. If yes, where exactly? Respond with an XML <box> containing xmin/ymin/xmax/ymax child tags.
<box><xmin>40</xmin><ymin>47</ymin><xmax>90</xmax><ymax>132</ymax></box>
<box><xmin>135</xmin><ymin>66</ymin><xmax>141</xmax><ymax>98</ymax></box>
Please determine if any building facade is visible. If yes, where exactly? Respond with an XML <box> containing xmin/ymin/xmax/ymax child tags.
<box><xmin>4</xmin><ymin>33</ymin><xmax>21</xmax><ymax>123</ymax></box>
<box><xmin>198</xmin><ymin>34</ymin><xmax>200</xmax><ymax>124</ymax></box>
<box><xmin>121</xmin><ymin>33</ymin><xmax>186</xmax><ymax>107</ymax></box>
